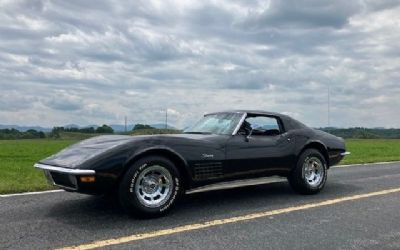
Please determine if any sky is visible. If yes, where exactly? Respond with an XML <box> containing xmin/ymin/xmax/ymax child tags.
<box><xmin>0</xmin><ymin>0</ymin><xmax>399</xmax><ymax>129</ymax></box>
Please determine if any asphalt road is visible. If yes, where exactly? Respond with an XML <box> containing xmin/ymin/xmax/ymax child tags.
<box><xmin>1</xmin><ymin>162</ymin><xmax>400</xmax><ymax>250</ymax></box>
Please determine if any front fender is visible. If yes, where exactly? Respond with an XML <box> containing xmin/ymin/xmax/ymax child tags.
<box><xmin>122</xmin><ymin>146</ymin><xmax>193</xmax><ymax>188</ymax></box>
<box><xmin>125</xmin><ymin>146</ymin><xmax>189</xmax><ymax>169</ymax></box>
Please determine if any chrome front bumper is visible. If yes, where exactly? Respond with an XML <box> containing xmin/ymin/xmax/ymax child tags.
<box><xmin>34</xmin><ymin>163</ymin><xmax>95</xmax><ymax>191</ymax></box>
<box><xmin>34</xmin><ymin>163</ymin><xmax>95</xmax><ymax>175</ymax></box>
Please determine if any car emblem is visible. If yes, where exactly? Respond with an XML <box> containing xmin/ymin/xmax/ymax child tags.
<box><xmin>202</xmin><ymin>153</ymin><xmax>214</xmax><ymax>158</ymax></box>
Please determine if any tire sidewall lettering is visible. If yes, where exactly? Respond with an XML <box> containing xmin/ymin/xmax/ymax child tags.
<box><xmin>129</xmin><ymin>163</ymin><xmax>147</xmax><ymax>193</ymax></box>
<box><xmin>128</xmin><ymin>161</ymin><xmax>180</xmax><ymax>212</ymax></box>
<box><xmin>159</xmin><ymin>177</ymin><xmax>180</xmax><ymax>212</ymax></box>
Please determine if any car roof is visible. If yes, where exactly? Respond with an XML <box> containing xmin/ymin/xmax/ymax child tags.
<box><xmin>205</xmin><ymin>110</ymin><xmax>308</xmax><ymax>130</ymax></box>
<box><xmin>206</xmin><ymin>110</ymin><xmax>287</xmax><ymax>117</ymax></box>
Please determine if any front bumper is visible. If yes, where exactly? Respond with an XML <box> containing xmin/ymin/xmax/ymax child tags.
<box><xmin>34</xmin><ymin>163</ymin><xmax>96</xmax><ymax>191</ymax></box>
<box><xmin>329</xmin><ymin>151</ymin><xmax>351</xmax><ymax>166</ymax></box>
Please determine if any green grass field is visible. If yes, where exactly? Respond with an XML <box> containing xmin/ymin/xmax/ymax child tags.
<box><xmin>341</xmin><ymin>139</ymin><xmax>400</xmax><ymax>165</ymax></box>
<box><xmin>0</xmin><ymin>139</ymin><xmax>78</xmax><ymax>194</ymax></box>
<box><xmin>0</xmin><ymin>138</ymin><xmax>399</xmax><ymax>194</ymax></box>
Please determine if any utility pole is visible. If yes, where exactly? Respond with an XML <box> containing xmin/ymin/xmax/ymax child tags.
<box><xmin>124</xmin><ymin>116</ymin><xmax>127</xmax><ymax>133</ymax></box>
<box><xmin>165</xmin><ymin>109</ymin><xmax>168</xmax><ymax>129</ymax></box>
<box><xmin>328</xmin><ymin>85</ymin><xmax>330</xmax><ymax>127</ymax></box>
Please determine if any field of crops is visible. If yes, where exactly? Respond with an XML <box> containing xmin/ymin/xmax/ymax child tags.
<box><xmin>1</xmin><ymin>138</ymin><xmax>400</xmax><ymax>194</ymax></box>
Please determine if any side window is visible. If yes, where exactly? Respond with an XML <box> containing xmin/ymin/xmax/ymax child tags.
<box><xmin>245</xmin><ymin>116</ymin><xmax>281</xmax><ymax>136</ymax></box>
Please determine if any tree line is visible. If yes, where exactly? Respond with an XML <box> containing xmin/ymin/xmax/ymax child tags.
<box><xmin>0</xmin><ymin>124</ymin><xmax>160</xmax><ymax>139</ymax></box>
<box><xmin>0</xmin><ymin>125</ymin><xmax>115</xmax><ymax>139</ymax></box>
<box><xmin>320</xmin><ymin>127</ymin><xmax>400</xmax><ymax>139</ymax></box>
<box><xmin>0</xmin><ymin>129</ymin><xmax>46</xmax><ymax>139</ymax></box>
<box><xmin>50</xmin><ymin>124</ymin><xmax>114</xmax><ymax>138</ymax></box>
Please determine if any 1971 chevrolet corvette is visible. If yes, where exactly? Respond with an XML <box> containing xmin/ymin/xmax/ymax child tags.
<box><xmin>35</xmin><ymin>110</ymin><xmax>349</xmax><ymax>217</ymax></box>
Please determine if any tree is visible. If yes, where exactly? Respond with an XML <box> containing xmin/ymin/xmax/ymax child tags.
<box><xmin>80</xmin><ymin>127</ymin><xmax>95</xmax><ymax>133</ymax></box>
<box><xmin>133</xmin><ymin>124</ymin><xmax>154</xmax><ymax>130</ymax></box>
<box><xmin>96</xmin><ymin>124</ymin><xmax>114</xmax><ymax>134</ymax></box>
<box><xmin>0</xmin><ymin>128</ymin><xmax>47</xmax><ymax>139</ymax></box>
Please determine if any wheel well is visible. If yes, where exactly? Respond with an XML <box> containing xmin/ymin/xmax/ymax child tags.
<box><xmin>300</xmin><ymin>142</ymin><xmax>330</xmax><ymax>167</ymax></box>
<box><xmin>123</xmin><ymin>149</ymin><xmax>191</xmax><ymax>189</ymax></box>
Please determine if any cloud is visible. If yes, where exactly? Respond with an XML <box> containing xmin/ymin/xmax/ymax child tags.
<box><xmin>0</xmin><ymin>0</ymin><xmax>399</xmax><ymax>128</ymax></box>
<box><xmin>243</xmin><ymin>0</ymin><xmax>361</xmax><ymax>29</ymax></box>
<box><xmin>43</xmin><ymin>91</ymin><xmax>83</xmax><ymax>111</ymax></box>
<box><xmin>0</xmin><ymin>91</ymin><xmax>38</xmax><ymax>111</ymax></box>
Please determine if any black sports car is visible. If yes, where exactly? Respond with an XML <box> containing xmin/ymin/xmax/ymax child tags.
<box><xmin>35</xmin><ymin>110</ymin><xmax>349</xmax><ymax>217</ymax></box>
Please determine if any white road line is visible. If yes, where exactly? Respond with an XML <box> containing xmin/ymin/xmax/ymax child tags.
<box><xmin>0</xmin><ymin>189</ymin><xmax>63</xmax><ymax>198</ymax></box>
<box><xmin>335</xmin><ymin>161</ymin><xmax>400</xmax><ymax>168</ymax></box>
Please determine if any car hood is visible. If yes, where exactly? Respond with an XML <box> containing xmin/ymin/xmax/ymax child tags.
<box><xmin>39</xmin><ymin>135</ymin><xmax>136</xmax><ymax>168</ymax></box>
<box><xmin>38</xmin><ymin>133</ymin><xmax>220</xmax><ymax>168</ymax></box>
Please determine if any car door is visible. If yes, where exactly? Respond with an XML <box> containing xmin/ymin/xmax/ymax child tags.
<box><xmin>224</xmin><ymin>115</ymin><xmax>295</xmax><ymax>177</ymax></box>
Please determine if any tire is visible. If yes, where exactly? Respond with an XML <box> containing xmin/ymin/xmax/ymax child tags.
<box><xmin>119</xmin><ymin>156</ymin><xmax>183</xmax><ymax>217</ymax></box>
<box><xmin>288</xmin><ymin>149</ymin><xmax>327</xmax><ymax>195</ymax></box>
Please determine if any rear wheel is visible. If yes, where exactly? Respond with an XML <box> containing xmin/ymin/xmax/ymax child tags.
<box><xmin>119</xmin><ymin>156</ymin><xmax>183</xmax><ymax>217</ymax></box>
<box><xmin>288</xmin><ymin>149</ymin><xmax>327</xmax><ymax>194</ymax></box>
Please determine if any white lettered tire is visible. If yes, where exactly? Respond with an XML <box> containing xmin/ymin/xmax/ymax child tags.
<box><xmin>119</xmin><ymin>156</ymin><xmax>183</xmax><ymax>217</ymax></box>
<box><xmin>288</xmin><ymin>149</ymin><xmax>328</xmax><ymax>195</ymax></box>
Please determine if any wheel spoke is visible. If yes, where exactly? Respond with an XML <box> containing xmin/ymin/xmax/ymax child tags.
<box><xmin>303</xmin><ymin>157</ymin><xmax>324</xmax><ymax>187</ymax></box>
<box><xmin>134</xmin><ymin>165</ymin><xmax>173</xmax><ymax>208</ymax></box>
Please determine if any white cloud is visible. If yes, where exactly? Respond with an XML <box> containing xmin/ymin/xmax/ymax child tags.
<box><xmin>0</xmin><ymin>0</ymin><xmax>399</xmax><ymax>128</ymax></box>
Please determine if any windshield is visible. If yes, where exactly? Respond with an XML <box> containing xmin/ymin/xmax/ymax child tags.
<box><xmin>184</xmin><ymin>113</ymin><xmax>244</xmax><ymax>135</ymax></box>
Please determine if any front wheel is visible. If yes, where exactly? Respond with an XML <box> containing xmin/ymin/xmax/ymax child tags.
<box><xmin>288</xmin><ymin>149</ymin><xmax>327</xmax><ymax>194</ymax></box>
<box><xmin>119</xmin><ymin>156</ymin><xmax>183</xmax><ymax>217</ymax></box>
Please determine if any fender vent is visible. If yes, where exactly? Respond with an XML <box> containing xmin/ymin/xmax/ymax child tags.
<box><xmin>194</xmin><ymin>162</ymin><xmax>223</xmax><ymax>180</ymax></box>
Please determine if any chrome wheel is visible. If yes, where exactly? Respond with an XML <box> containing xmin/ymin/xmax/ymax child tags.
<box><xmin>303</xmin><ymin>157</ymin><xmax>324</xmax><ymax>187</ymax></box>
<box><xmin>135</xmin><ymin>165</ymin><xmax>173</xmax><ymax>208</ymax></box>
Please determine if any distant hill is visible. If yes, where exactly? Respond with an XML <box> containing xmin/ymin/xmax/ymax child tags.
<box><xmin>111</xmin><ymin>124</ymin><xmax>176</xmax><ymax>132</ymax></box>
<box><xmin>149</xmin><ymin>123</ymin><xmax>176</xmax><ymax>130</ymax></box>
<box><xmin>110</xmin><ymin>124</ymin><xmax>133</xmax><ymax>132</ymax></box>
<box><xmin>63</xmin><ymin>124</ymin><xmax>80</xmax><ymax>129</ymax></box>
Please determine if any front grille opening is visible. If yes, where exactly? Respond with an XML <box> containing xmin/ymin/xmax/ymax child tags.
<box><xmin>50</xmin><ymin>172</ymin><xmax>77</xmax><ymax>189</ymax></box>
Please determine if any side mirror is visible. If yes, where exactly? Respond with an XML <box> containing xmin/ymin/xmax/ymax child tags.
<box><xmin>245</xmin><ymin>128</ymin><xmax>253</xmax><ymax>142</ymax></box>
